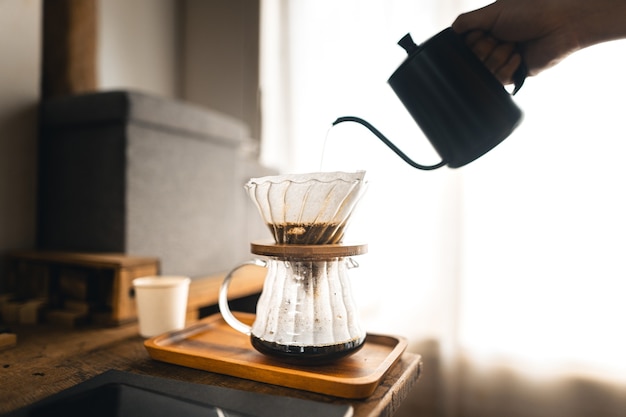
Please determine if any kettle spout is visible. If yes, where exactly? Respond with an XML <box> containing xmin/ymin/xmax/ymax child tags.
<box><xmin>332</xmin><ymin>116</ymin><xmax>447</xmax><ymax>170</ymax></box>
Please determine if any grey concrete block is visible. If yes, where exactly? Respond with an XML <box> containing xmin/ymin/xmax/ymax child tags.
<box><xmin>38</xmin><ymin>90</ymin><xmax>274</xmax><ymax>278</ymax></box>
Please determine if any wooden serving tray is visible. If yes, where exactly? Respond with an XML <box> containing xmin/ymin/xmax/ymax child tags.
<box><xmin>144</xmin><ymin>312</ymin><xmax>407</xmax><ymax>399</ymax></box>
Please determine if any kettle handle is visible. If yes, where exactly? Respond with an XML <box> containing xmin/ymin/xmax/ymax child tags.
<box><xmin>511</xmin><ymin>60</ymin><xmax>527</xmax><ymax>95</ymax></box>
<box><xmin>332</xmin><ymin>116</ymin><xmax>447</xmax><ymax>170</ymax></box>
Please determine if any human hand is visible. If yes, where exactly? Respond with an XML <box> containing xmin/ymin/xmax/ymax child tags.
<box><xmin>451</xmin><ymin>0</ymin><xmax>621</xmax><ymax>85</ymax></box>
<box><xmin>458</xmin><ymin>29</ymin><xmax>525</xmax><ymax>86</ymax></box>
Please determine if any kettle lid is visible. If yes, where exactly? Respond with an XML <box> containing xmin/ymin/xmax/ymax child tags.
<box><xmin>397</xmin><ymin>33</ymin><xmax>420</xmax><ymax>56</ymax></box>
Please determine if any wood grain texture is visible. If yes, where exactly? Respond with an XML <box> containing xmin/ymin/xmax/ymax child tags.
<box><xmin>145</xmin><ymin>312</ymin><xmax>407</xmax><ymax>399</ymax></box>
<box><xmin>251</xmin><ymin>241</ymin><xmax>368</xmax><ymax>258</ymax></box>
<box><xmin>1</xmin><ymin>320</ymin><xmax>421</xmax><ymax>417</ymax></box>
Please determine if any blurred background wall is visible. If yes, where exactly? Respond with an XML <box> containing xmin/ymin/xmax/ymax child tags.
<box><xmin>0</xmin><ymin>0</ymin><xmax>261</xmax><ymax>269</ymax></box>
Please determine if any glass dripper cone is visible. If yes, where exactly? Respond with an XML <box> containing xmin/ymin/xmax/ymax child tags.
<box><xmin>245</xmin><ymin>171</ymin><xmax>367</xmax><ymax>244</ymax></box>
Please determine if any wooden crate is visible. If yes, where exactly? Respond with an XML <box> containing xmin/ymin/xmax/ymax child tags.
<box><xmin>4</xmin><ymin>251</ymin><xmax>160</xmax><ymax>326</ymax></box>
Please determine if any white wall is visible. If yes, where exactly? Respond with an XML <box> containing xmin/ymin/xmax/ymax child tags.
<box><xmin>96</xmin><ymin>0</ymin><xmax>261</xmax><ymax>138</ymax></box>
<box><xmin>0</xmin><ymin>0</ymin><xmax>41</xmax><ymax>258</ymax></box>
<box><xmin>97</xmin><ymin>0</ymin><xmax>181</xmax><ymax>98</ymax></box>
<box><xmin>181</xmin><ymin>0</ymin><xmax>260</xmax><ymax>139</ymax></box>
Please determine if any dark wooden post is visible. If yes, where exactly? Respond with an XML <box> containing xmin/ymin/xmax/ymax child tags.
<box><xmin>42</xmin><ymin>0</ymin><xmax>97</xmax><ymax>98</ymax></box>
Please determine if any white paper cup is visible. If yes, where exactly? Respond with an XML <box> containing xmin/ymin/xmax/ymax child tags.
<box><xmin>133</xmin><ymin>276</ymin><xmax>190</xmax><ymax>337</ymax></box>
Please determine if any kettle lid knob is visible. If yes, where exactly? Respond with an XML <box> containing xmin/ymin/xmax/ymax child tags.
<box><xmin>398</xmin><ymin>33</ymin><xmax>419</xmax><ymax>55</ymax></box>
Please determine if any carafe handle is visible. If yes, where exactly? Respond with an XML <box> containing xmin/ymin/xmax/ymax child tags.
<box><xmin>218</xmin><ymin>259</ymin><xmax>267</xmax><ymax>335</ymax></box>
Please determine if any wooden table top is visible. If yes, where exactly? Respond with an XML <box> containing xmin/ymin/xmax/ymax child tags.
<box><xmin>0</xmin><ymin>321</ymin><xmax>422</xmax><ymax>417</ymax></box>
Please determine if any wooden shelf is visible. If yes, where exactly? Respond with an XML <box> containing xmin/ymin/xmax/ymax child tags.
<box><xmin>3</xmin><ymin>251</ymin><xmax>266</xmax><ymax>327</ymax></box>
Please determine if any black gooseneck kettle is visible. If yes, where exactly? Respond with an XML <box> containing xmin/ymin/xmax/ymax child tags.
<box><xmin>333</xmin><ymin>27</ymin><xmax>526</xmax><ymax>170</ymax></box>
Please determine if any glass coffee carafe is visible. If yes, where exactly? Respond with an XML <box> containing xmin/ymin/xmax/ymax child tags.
<box><xmin>219</xmin><ymin>171</ymin><xmax>368</xmax><ymax>364</ymax></box>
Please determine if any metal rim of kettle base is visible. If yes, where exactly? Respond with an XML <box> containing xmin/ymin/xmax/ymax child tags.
<box><xmin>250</xmin><ymin>241</ymin><xmax>368</xmax><ymax>259</ymax></box>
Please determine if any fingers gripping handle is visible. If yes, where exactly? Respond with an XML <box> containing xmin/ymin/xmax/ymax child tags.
<box><xmin>218</xmin><ymin>259</ymin><xmax>267</xmax><ymax>335</ymax></box>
